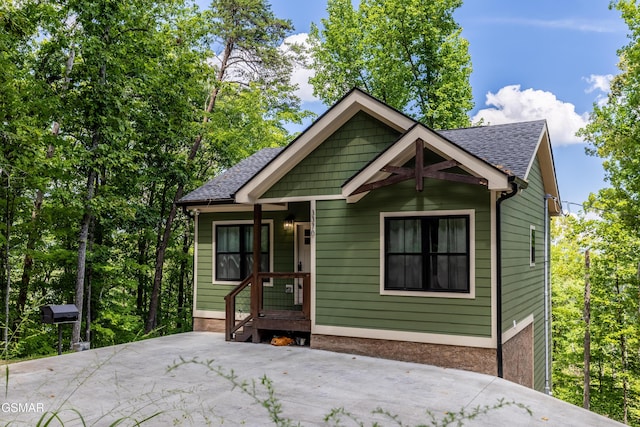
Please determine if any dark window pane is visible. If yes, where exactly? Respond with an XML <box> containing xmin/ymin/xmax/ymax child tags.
<box><xmin>431</xmin><ymin>218</ymin><xmax>466</xmax><ymax>253</ymax></box>
<box><xmin>387</xmin><ymin>255</ymin><xmax>405</xmax><ymax>288</ymax></box>
<box><xmin>404</xmin><ymin>219</ymin><xmax>421</xmax><ymax>252</ymax></box>
<box><xmin>448</xmin><ymin>255</ymin><xmax>468</xmax><ymax>291</ymax></box>
<box><xmin>530</xmin><ymin>228</ymin><xmax>536</xmax><ymax>264</ymax></box>
<box><xmin>261</xmin><ymin>226</ymin><xmax>269</xmax><ymax>252</ymax></box>
<box><xmin>388</xmin><ymin>220</ymin><xmax>404</xmax><ymax>253</ymax></box>
<box><xmin>388</xmin><ymin>255</ymin><xmax>422</xmax><ymax>289</ymax></box>
<box><xmin>385</xmin><ymin>215</ymin><xmax>469</xmax><ymax>292</ymax></box>
<box><xmin>218</xmin><ymin>226</ymin><xmax>240</xmax><ymax>252</ymax></box>
<box><xmin>403</xmin><ymin>255</ymin><xmax>423</xmax><ymax>289</ymax></box>
<box><xmin>388</xmin><ymin>219</ymin><xmax>421</xmax><ymax>252</ymax></box>
<box><xmin>244</xmin><ymin>253</ymin><xmax>270</xmax><ymax>275</ymax></box>
<box><xmin>244</xmin><ymin>226</ymin><xmax>252</xmax><ymax>251</ymax></box>
<box><xmin>218</xmin><ymin>254</ymin><xmax>241</xmax><ymax>280</ymax></box>
<box><xmin>244</xmin><ymin>254</ymin><xmax>253</xmax><ymax>276</ymax></box>
<box><xmin>216</xmin><ymin>224</ymin><xmax>271</xmax><ymax>281</ymax></box>
<box><xmin>429</xmin><ymin>255</ymin><xmax>468</xmax><ymax>291</ymax></box>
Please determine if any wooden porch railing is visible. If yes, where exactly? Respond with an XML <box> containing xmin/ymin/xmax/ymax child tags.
<box><xmin>224</xmin><ymin>272</ymin><xmax>311</xmax><ymax>342</ymax></box>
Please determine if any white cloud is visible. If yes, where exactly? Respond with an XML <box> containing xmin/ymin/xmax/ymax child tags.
<box><xmin>584</xmin><ymin>74</ymin><xmax>613</xmax><ymax>93</ymax></box>
<box><xmin>472</xmin><ymin>85</ymin><xmax>589</xmax><ymax>146</ymax></box>
<box><xmin>477</xmin><ymin>17</ymin><xmax>624</xmax><ymax>34</ymax></box>
<box><xmin>584</xmin><ymin>74</ymin><xmax>614</xmax><ymax>107</ymax></box>
<box><xmin>280</xmin><ymin>33</ymin><xmax>318</xmax><ymax>103</ymax></box>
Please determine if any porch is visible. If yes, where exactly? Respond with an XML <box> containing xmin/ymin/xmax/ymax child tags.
<box><xmin>224</xmin><ymin>271</ymin><xmax>311</xmax><ymax>342</ymax></box>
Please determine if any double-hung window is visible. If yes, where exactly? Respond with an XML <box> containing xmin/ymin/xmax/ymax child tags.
<box><xmin>215</xmin><ymin>223</ymin><xmax>270</xmax><ymax>282</ymax></box>
<box><xmin>384</xmin><ymin>213</ymin><xmax>471</xmax><ymax>293</ymax></box>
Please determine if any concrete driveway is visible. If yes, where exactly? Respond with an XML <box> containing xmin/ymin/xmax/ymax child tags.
<box><xmin>1</xmin><ymin>332</ymin><xmax>622</xmax><ymax>426</ymax></box>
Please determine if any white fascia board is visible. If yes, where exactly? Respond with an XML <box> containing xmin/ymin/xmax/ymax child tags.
<box><xmin>343</xmin><ymin>125</ymin><xmax>510</xmax><ymax>200</ymax></box>
<box><xmin>524</xmin><ymin>124</ymin><xmax>561</xmax><ymax>215</ymax></box>
<box><xmin>524</xmin><ymin>122</ymin><xmax>548</xmax><ymax>181</ymax></box>
<box><xmin>185</xmin><ymin>203</ymin><xmax>287</xmax><ymax>213</ymax></box>
<box><xmin>235</xmin><ymin>90</ymin><xmax>415</xmax><ymax>204</ymax></box>
<box><xmin>313</xmin><ymin>324</ymin><xmax>495</xmax><ymax>348</ymax></box>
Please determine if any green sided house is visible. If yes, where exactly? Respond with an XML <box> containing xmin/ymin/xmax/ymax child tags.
<box><xmin>177</xmin><ymin>88</ymin><xmax>561</xmax><ymax>392</ymax></box>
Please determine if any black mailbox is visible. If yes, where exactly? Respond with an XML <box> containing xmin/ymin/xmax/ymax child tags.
<box><xmin>40</xmin><ymin>304</ymin><xmax>79</xmax><ymax>324</ymax></box>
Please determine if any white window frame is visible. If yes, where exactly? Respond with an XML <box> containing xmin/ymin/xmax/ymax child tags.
<box><xmin>380</xmin><ymin>210</ymin><xmax>475</xmax><ymax>299</ymax></box>
<box><xmin>212</xmin><ymin>219</ymin><xmax>274</xmax><ymax>286</ymax></box>
<box><xmin>530</xmin><ymin>225</ymin><xmax>536</xmax><ymax>267</ymax></box>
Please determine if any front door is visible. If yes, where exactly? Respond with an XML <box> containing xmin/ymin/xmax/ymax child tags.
<box><xmin>294</xmin><ymin>223</ymin><xmax>311</xmax><ymax>305</ymax></box>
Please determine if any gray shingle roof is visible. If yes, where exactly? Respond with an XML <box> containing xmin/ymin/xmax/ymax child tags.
<box><xmin>439</xmin><ymin>120</ymin><xmax>546</xmax><ymax>178</ymax></box>
<box><xmin>177</xmin><ymin>147</ymin><xmax>283</xmax><ymax>205</ymax></box>
<box><xmin>179</xmin><ymin>120</ymin><xmax>547</xmax><ymax>205</ymax></box>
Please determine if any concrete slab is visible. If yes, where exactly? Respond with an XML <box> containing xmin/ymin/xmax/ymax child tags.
<box><xmin>1</xmin><ymin>332</ymin><xmax>623</xmax><ymax>426</ymax></box>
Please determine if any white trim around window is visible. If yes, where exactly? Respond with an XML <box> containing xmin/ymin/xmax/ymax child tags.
<box><xmin>530</xmin><ymin>225</ymin><xmax>536</xmax><ymax>267</ymax></box>
<box><xmin>379</xmin><ymin>210</ymin><xmax>476</xmax><ymax>299</ymax></box>
<box><xmin>212</xmin><ymin>219</ymin><xmax>274</xmax><ymax>286</ymax></box>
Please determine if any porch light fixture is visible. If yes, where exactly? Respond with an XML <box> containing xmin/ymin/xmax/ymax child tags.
<box><xmin>284</xmin><ymin>214</ymin><xmax>295</xmax><ymax>230</ymax></box>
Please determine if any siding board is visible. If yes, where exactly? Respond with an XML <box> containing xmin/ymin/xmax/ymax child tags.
<box><xmin>263</xmin><ymin>111</ymin><xmax>401</xmax><ymax>198</ymax></box>
<box><xmin>500</xmin><ymin>156</ymin><xmax>548</xmax><ymax>391</ymax></box>
<box><xmin>194</xmin><ymin>203</ymin><xmax>309</xmax><ymax>312</ymax></box>
<box><xmin>315</xmin><ymin>177</ymin><xmax>493</xmax><ymax>338</ymax></box>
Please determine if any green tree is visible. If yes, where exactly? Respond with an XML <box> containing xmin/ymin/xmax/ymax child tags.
<box><xmin>37</xmin><ymin>0</ymin><xmax>205</xmax><ymax>344</ymax></box>
<box><xmin>576</xmin><ymin>2</ymin><xmax>640</xmax><ymax>422</ymax></box>
<box><xmin>551</xmin><ymin>215</ymin><xmax>589</xmax><ymax>406</ymax></box>
<box><xmin>309</xmin><ymin>0</ymin><xmax>473</xmax><ymax>128</ymax></box>
<box><xmin>0</xmin><ymin>0</ymin><xmax>62</xmax><ymax>351</ymax></box>
<box><xmin>551</xmin><ymin>212</ymin><xmax>640</xmax><ymax>425</ymax></box>
<box><xmin>580</xmin><ymin>0</ymin><xmax>640</xmax><ymax>230</ymax></box>
<box><xmin>145</xmin><ymin>0</ymin><xmax>308</xmax><ymax>332</ymax></box>
<box><xmin>0</xmin><ymin>0</ymin><xmax>309</xmax><ymax>355</ymax></box>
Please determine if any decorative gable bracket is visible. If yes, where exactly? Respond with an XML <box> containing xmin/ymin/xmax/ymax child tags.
<box><xmin>350</xmin><ymin>139</ymin><xmax>488</xmax><ymax>196</ymax></box>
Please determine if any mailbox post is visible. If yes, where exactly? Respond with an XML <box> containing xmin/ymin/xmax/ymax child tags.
<box><xmin>40</xmin><ymin>304</ymin><xmax>79</xmax><ymax>355</ymax></box>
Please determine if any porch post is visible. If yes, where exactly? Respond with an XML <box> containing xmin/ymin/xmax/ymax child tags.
<box><xmin>250</xmin><ymin>203</ymin><xmax>262</xmax><ymax>323</ymax></box>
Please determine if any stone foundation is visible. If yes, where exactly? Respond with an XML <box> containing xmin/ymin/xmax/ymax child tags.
<box><xmin>311</xmin><ymin>334</ymin><xmax>497</xmax><ymax>376</ymax></box>
<box><xmin>193</xmin><ymin>317</ymin><xmax>225</xmax><ymax>333</ymax></box>
<box><xmin>502</xmin><ymin>323</ymin><xmax>534</xmax><ymax>388</ymax></box>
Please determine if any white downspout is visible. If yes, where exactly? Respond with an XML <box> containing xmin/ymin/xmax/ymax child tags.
<box><xmin>544</xmin><ymin>194</ymin><xmax>553</xmax><ymax>395</ymax></box>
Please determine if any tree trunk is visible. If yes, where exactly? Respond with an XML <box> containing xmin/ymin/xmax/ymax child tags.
<box><xmin>583</xmin><ymin>249</ymin><xmax>591</xmax><ymax>410</ymax></box>
<box><xmin>18</xmin><ymin>140</ymin><xmax>55</xmax><ymax>314</ymax></box>
<box><xmin>614</xmin><ymin>275</ymin><xmax>628</xmax><ymax>425</ymax></box>
<box><xmin>177</xmin><ymin>223</ymin><xmax>189</xmax><ymax>330</ymax></box>
<box><xmin>621</xmin><ymin>335</ymin><xmax>628</xmax><ymax>425</ymax></box>
<box><xmin>73</xmin><ymin>38</ymin><xmax>105</xmax><ymax>345</ymax></box>
<box><xmin>146</xmin><ymin>193</ymin><xmax>179</xmax><ymax>332</ymax></box>
<box><xmin>72</xmin><ymin>166</ymin><xmax>97</xmax><ymax>345</ymax></box>
<box><xmin>20</xmin><ymin>49</ymin><xmax>75</xmax><ymax>313</ymax></box>
<box><xmin>145</xmin><ymin>42</ymin><xmax>231</xmax><ymax>333</ymax></box>
<box><xmin>136</xmin><ymin>236</ymin><xmax>149</xmax><ymax>315</ymax></box>
<box><xmin>2</xmin><ymin>184</ymin><xmax>12</xmax><ymax>355</ymax></box>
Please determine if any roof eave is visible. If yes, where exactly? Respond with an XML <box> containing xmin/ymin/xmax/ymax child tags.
<box><xmin>234</xmin><ymin>88</ymin><xmax>416</xmax><ymax>204</ymax></box>
<box><xmin>524</xmin><ymin>122</ymin><xmax>562</xmax><ymax>216</ymax></box>
<box><xmin>342</xmin><ymin>123</ymin><xmax>512</xmax><ymax>202</ymax></box>
<box><xmin>181</xmin><ymin>200</ymin><xmax>288</xmax><ymax>213</ymax></box>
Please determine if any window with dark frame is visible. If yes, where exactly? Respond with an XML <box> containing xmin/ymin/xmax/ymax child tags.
<box><xmin>215</xmin><ymin>224</ymin><xmax>269</xmax><ymax>281</ymax></box>
<box><xmin>384</xmin><ymin>215</ymin><xmax>470</xmax><ymax>292</ymax></box>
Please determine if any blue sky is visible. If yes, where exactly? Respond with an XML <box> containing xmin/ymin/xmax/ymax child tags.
<box><xmin>202</xmin><ymin>0</ymin><xmax>629</xmax><ymax>211</ymax></box>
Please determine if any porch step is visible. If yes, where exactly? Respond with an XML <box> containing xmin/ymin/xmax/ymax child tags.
<box><xmin>232</xmin><ymin>321</ymin><xmax>254</xmax><ymax>342</ymax></box>
<box><xmin>255</xmin><ymin>311</ymin><xmax>311</xmax><ymax>333</ymax></box>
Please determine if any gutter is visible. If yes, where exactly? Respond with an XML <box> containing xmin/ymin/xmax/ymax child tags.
<box><xmin>495</xmin><ymin>178</ymin><xmax>519</xmax><ymax>378</ymax></box>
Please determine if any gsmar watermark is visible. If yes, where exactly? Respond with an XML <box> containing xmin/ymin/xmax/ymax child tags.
<box><xmin>2</xmin><ymin>402</ymin><xmax>45</xmax><ymax>413</ymax></box>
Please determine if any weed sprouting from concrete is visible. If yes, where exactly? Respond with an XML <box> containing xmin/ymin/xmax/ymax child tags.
<box><xmin>171</xmin><ymin>357</ymin><xmax>532</xmax><ymax>427</ymax></box>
